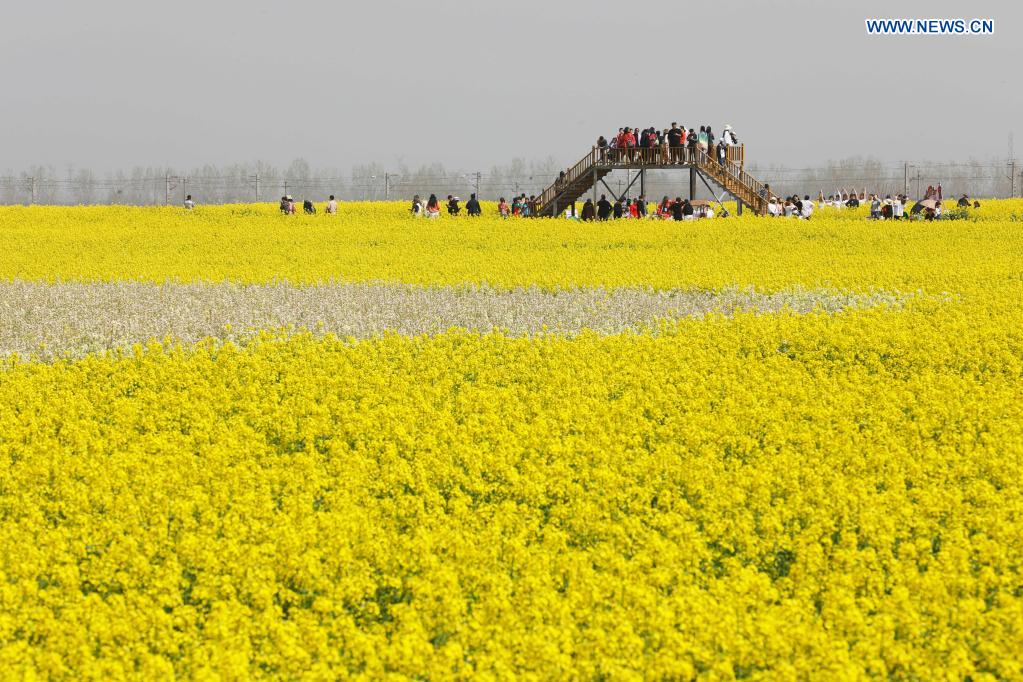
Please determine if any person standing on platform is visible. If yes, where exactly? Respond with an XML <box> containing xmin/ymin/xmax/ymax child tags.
<box><xmin>668</xmin><ymin>123</ymin><xmax>683</xmax><ymax>163</ymax></box>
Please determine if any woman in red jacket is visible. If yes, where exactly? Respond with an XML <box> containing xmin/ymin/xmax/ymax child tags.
<box><xmin>622</xmin><ymin>127</ymin><xmax>637</xmax><ymax>162</ymax></box>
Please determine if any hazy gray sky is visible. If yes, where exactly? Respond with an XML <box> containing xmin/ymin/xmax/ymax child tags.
<box><xmin>1</xmin><ymin>0</ymin><xmax>1019</xmax><ymax>172</ymax></box>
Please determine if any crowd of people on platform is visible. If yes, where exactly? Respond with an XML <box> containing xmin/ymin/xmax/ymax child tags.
<box><xmin>595</xmin><ymin>123</ymin><xmax>740</xmax><ymax>166</ymax></box>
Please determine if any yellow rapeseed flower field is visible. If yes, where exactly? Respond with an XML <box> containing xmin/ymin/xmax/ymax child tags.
<box><xmin>1</xmin><ymin>202</ymin><xmax>1022</xmax><ymax>679</ymax></box>
<box><xmin>0</xmin><ymin>202</ymin><xmax>1021</xmax><ymax>291</ymax></box>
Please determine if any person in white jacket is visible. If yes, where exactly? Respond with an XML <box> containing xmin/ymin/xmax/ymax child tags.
<box><xmin>801</xmin><ymin>195</ymin><xmax>814</xmax><ymax>219</ymax></box>
<box><xmin>721</xmin><ymin>124</ymin><xmax>737</xmax><ymax>145</ymax></box>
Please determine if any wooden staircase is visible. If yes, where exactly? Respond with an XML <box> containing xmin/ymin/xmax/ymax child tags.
<box><xmin>533</xmin><ymin>145</ymin><xmax>772</xmax><ymax>216</ymax></box>
<box><xmin>534</xmin><ymin>148</ymin><xmax>611</xmax><ymax>217</ymax></box>
<box><xmin>690</xmin><ymin>148</ymin><xmax>770</xmax><ymax>215</ymax></box>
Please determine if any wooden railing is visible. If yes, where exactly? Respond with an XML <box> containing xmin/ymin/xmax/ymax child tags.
<box><xmin>536</xmin><ymin>147</ymin><xmax>600</xmax><ymax>213</ymax></box>
<box><xmin>691</xmin><ymin>148</ymin><xmax>767</xmax><ymax>211</ymax></box>
<box><xmin>591</xmin><ymin>144</ymin><xmax>745</xmax><ymax>167</ymax></box>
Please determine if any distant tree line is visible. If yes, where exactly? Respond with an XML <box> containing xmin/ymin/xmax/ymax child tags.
<box><xmin>1</xmin><ymin>156</ymin><xmax>1019</xmax><ymax>206</ymax></box>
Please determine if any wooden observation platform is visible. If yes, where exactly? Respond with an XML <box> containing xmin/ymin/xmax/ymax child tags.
<box><xmin>534</xmin><ymin>145</ymin><xmax>771</xmax><ymax>217</ymax></box>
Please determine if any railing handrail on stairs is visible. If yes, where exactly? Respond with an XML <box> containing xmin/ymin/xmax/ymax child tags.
<box><xmin>536</xmin><ymin>147</ymin><xmax>599</xmax><ymax>212</ymax></box>
<box><xmin>691</xmin><ymin>148</ymin><xmax>768</xmax><ymax>212</ymax></box>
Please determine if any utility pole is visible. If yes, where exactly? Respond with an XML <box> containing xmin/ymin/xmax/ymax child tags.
<box><xmin>915</xmin><ymin>169</ymin><xmax>921</xmax><ymax>200</ymax></box>
<box><xmin>182</xmin><ymin>177</ymin><xmax>187</xmax><ymax>204</ymax></box>
<box><xmin>475</xmin><ymin>171</ymin><xmax>481</xmax><ymax>199</ymax></box>
<box><xmin>903</xmin><ymin>163</ymin><xmax>909</xmax><ymax>197</ymax></box>
<box><xmin>28</xmin><ymin>176</ymin><xmax>36</xmax><ymax>204</ymax></box>
<box><xmin>1008</xmin><ymin>160</ymin><xmax>1016</xmax><ymax>198</ymax></box>
<box><xmin>283</xmin><ymin>180</ymin><xmax>289</xmax><ymax>198</ymax></box>
<box><xmin>384</xmin><ymin>173</ymin><xmax>390</xmax><ymax>201</ymax></box>
<box><xmin>165</xmin><ymin>174</ymin><xmax>171</xmax><ymax>205</ymax></box>
<box><xmin>253</xmin><ymin>174</ymin><xmax>260</xmax><ymax>202</ymax></box>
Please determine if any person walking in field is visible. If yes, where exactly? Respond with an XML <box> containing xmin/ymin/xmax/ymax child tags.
<box><xmin>183</xmin><ymin>194</ymin><xmax>194</xmax><ymax>210</ymax></box>
<box><xmin>596</xmin><ymin>194</ymin><xmax>612</xmax><ymax>220</ymax></box>
<box><xmin>466</xmin><ymin>193</ymin><xmax>482</xmax><ymax>216</ymax></box>
<box><xmin>670</xmin><ymin>197</ymin><xmax>684</xmax><ymax>221</ymax></box>
<box><xmin>581</xmin><ymin>198</ymin><xmax>595</xmax><ymax>221</ymax></box>
<box><xmin>326</xmin><ymin>195</ymin><xmax>338</xmax><ymax>214</ymax></box>
<box><xmin>657</xmin><ymin>196</ymin><xmax>671</xmax><ymax>218</ymax></box>
<box><xmin>426</xmin><ymin>194</ymin><xmax>441</xmax><ymax>218</ymax></box>
<box><xmin>447</xmin><ymin>195</ymin><xmax>460</xmax><ymax>216</ymax></box>
<box><xmin>682</xmin><ymin>199</ymin><xmax>694</xmax><ymax>220</ymax></box>
<box><xmin>498</xmin><ymin>197</ymin><xmax>510</xmax><ymax>217</ymax></box>
<box><xmin>801</xmin><ymin>195</ymin><xmax>814</xmax><ymax>219</ymax></box>
<box><xmin>411</xmin><ymin>195</ymin><xmax>423</xmax><ymax>216</ymax></box>
<box><xmin>303</xmin><ymin>199</ymin><xmax>316</xmax><ymax>214</ymax></box>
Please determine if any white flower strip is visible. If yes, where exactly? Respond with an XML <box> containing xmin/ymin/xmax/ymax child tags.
<box><xmin>0</xmin><ymin>281</ymin><xmax>902</xmax><ymax>361</ymax></box>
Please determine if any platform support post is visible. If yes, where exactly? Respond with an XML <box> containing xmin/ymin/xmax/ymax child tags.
<box><xmin>689</xmin><ymin>168</ymin><xmax>696</xmax><ymax>200</ymax></box>
<box><xmin>737</xmin><ymin>200</ymin><xmax>743</xmax><ymax>216</ymax></box>
<box><xmin>592</xmin><ymin>168</ymin><xmax>597</xmax><ymax>206</ymax></box>
<box><xmin>640</xmin><ymin>169</ymin><xmax>645</xmax><ymax>199</ymax></box>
